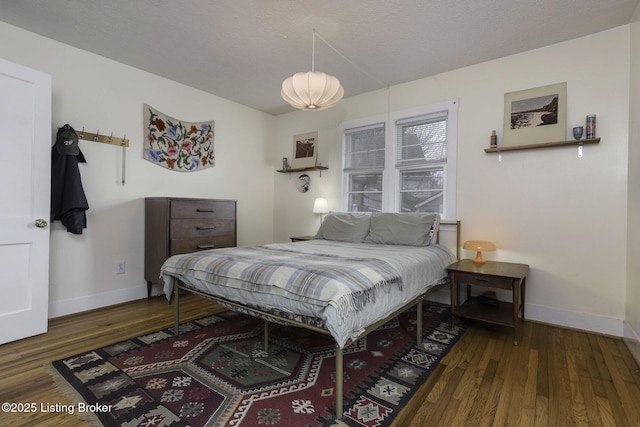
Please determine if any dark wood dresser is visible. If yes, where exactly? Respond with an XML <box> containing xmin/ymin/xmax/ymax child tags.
<box><xmin>144</xmin><ymin>197</ymin><xmax>237</xmax><ymax>297</ymax></box>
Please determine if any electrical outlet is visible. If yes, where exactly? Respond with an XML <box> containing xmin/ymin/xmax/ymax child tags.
<box><xmin>115</xmin><ymin>260</ymin><xmax>126</xmax><ymax>274</ymax></box>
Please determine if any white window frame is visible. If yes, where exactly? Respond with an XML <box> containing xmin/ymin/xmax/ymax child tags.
<box><xmin>339</xmin><ymin>99</ymin><xmax>458</xmax><ymax>220</ymax></box>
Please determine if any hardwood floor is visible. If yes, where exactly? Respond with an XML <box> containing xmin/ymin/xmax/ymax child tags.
<box><xmin>395</xmin><ymin>320</ymin><xmax>640</xmax><ymax>427</ymax></box>
<box><xmin>0</xmin><ymin>295</ymin><xmax>638</xmax><ymax>426</ymax></box>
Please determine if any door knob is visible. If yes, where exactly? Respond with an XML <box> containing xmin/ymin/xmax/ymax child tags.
<box><xmin>35</xmin><ymin>218</ymin><xmax>48</xmax><ymax>228</ymax></box>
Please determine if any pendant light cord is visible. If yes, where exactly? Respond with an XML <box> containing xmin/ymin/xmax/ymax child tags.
<box><xmin>313</xmin><ymin>30</ymin><xmax>387</xmax><ymax>87</ymax></box>
<box><xmin>311</xmin><ymin>30</ymin><xmax>316</xmax><ymax>72</ymax></box>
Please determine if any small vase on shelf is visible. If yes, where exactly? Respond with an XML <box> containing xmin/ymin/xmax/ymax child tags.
<box><xmin>573</xmin><ymin>126</ymin><xmax>583</xmax><ymax>140</ymax></box>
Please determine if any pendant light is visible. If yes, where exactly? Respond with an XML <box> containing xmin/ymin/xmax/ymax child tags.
<box><xmin>281</xmin><ymin>30</ymin><xmax>344</xmax><ymax>111</ymax></box>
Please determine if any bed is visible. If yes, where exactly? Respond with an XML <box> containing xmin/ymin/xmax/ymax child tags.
<box><xmin>161</xmin><ymin>212</ymin><xmax>459</xmax><ymax>418</ymax></box>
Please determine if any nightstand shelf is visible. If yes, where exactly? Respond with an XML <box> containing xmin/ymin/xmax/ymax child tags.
<box><xmin>456</xmin><ymin>297</ymin><xmax>515</xmax><ymax>327</ymax></box>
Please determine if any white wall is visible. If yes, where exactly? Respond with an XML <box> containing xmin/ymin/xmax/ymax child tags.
<box><xmin>0</xmin><ymin>22</ymin><xmax>276</xmax><ymax>317</ymax></box>
<box><xmin>0</xmin><ymin>19</ymin><xmax>633</xmax><ymax>339</ymax></box>
<box><xmin>273</xmin><ymin>27</ymin><xmax>630</xmax><ymax>336</ymax></box>
<box><xmin>626</xmin><ymin>4</ymin><xmax>640</xmax><ymax>363</ymax></box>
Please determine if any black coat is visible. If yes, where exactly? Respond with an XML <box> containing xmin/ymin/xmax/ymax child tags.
<box><xmin>50</xmin><ymin>147</ymin><xmax>89</xmax><ymax>234</ymax></box>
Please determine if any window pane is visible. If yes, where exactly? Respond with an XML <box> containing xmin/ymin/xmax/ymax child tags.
<box><xmin>400</xmin><ymin>169</ymin><xmax>444</xmax><ymax>213</ymax></box>
<box><xmin>349</xmin><ymin>173</ymin><xmax>383</xmax><ymax>192</ymax></box>
<box><xmin>400</xmin><ymin>169</ymin><xmax>443</xmax><ymax>191</ymax></box>
<box><xmin>348</xmin><ymin>173</ymin><xmax>382</xmax><ymax>212</ymax></box>
<box><xmin>348</xmin><ymin>193</ymin><xmax>382</xmax><ymax>212</ymax></box>
<box><xmin>397</xmin><ymin>116</ymin><xmax>447</xmax><ymax>167</ymax></box>
<box><xmin>345</xmin><ymin>126</ymin><xmax>385</xmax><ymax>170</ymax></box>
<box><xmin>400</xmin><ymin>191</ymin><xmax>443</xmax><ymax>213</ymax></box>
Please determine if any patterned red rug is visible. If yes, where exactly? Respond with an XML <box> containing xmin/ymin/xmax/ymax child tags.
<box><xmin>47</xmin><ymin>304</ymin><xmax>465</xmax><ymax>426</ymax></box>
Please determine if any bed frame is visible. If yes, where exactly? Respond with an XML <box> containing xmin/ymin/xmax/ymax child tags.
<box><xmin>170</xmin><ymin>220</ymin><xmax>460</xmax><ymax>419</ymax></box>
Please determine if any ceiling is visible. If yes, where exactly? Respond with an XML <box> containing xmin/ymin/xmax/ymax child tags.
<box><xmin>0</xmin><ymin>0</ymin><xmax>638</xmax><ymax>115</ymax></box>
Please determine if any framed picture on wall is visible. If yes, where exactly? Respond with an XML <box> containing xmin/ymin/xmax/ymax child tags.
<box><xmin>291</xmin><ymin>132</ymin><xmax>317</xmax><ymax>168</ymax></box>
<box><xmin>502</xmin><ymin>82</ymin><xmax>567</xmax><ymax>148</ymax></box>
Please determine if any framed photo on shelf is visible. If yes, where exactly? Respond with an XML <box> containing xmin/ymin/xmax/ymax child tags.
<box><xmin>291</xmin><ymin>132</ymin><xmax>317</xmax><ymax>169</ymax></box>
<box><xmin>503</xmin><ymin>82</ymin><xmax>566</xmax><ymax>148</ymax></box>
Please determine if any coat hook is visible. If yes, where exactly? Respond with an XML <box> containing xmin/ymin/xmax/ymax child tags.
<box><xmin>80</xmin><ymin>127</ymin><xmax>85</xmax><ymax>138</ymax></box>
<box><xmin>108</xmin><ymin>132</ymin><xmax>113</xmax><ymax>143</ymax></box>
<box><xmin>121</xmin><ymin>134</ymin><xmax>126</xmax><ymax>146</ymax></box>
<box><xmin>94</xmin><ymin>130</ymin><xmax>99</xmax><ymax>141</ymax></box>
<box><xmin>121</xmin><ymin>135</ymin><xmax>127</xmax><ymax>186</ymax></box>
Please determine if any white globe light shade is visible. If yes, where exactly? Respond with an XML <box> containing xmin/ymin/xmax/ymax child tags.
<box><xmin>281</xmin><ymin>71</ymin><xmax>344</xmax><ymax>110</ymax></box>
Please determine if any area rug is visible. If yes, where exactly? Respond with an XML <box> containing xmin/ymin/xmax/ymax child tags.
<box><xmin>47</xmin><ymin>305</ymin><xmax>465</xmax><ymax>426</ymax></box>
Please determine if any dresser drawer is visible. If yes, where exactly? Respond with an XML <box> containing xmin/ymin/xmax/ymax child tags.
<box><xmin>170</xmin><ymin>236</ymin><xmax>236</xmax><ymax>255</ymax></box>
<box><xmin>170</xmin><ymin>200</ymin><xmax>236</xmax><ymax>219</ymax></box>
<box><xmin>170</xmin><ymin>218</ymin><xmax>235</xmax><ymax>239</ymax></box>
<box><xmin>453</xmin><ymin>271</ymin><xmax>514</xmax><ymax>290</ymax></box>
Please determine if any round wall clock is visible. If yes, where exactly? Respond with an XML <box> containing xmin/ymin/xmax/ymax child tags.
<box><xmin>296</xmin><ymin>174</ymin><xmax>311</xmax><ymax>193</ymax></box>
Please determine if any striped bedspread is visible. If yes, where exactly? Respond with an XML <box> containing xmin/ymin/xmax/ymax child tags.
<box><xmin>160</xmin><ymin>245</ymin><xmax>402</xmax><ymax>320</ymax></box>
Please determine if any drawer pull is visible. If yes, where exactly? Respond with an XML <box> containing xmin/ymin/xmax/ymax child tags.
<box><xmin>197</xmin><ymin>244</ymin><xmax>216</xmax><ymax>249</ymax></box>
<box><xmin>196</xmin><ymin>208</ymin><xmax>215</xmax><ymax>213</ymax></box>
<box><xmin>475</xmin><ymin>277</ymin><xmax>490</xmax><ymax>282</ymax></box>
<box><xmin>196</xmin><ymin>225</ymin><xmax>216</xmax><ymax>230</ymax></box>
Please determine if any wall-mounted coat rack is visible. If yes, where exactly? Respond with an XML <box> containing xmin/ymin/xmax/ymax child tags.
<box><xmin>76</xmin><ymin>127</ymin><xmax>130</xmax><ymax>185</ymax></box>
<box><xmin>77</xmin><ymin>128</ymin><xmax>129</xmax><ymax>147</ymax></box>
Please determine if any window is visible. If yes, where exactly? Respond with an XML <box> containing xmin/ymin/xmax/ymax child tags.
<box><xmin>340</xmin><ymin>99</ymin><xmax>457</xmax><ymax>218</ymax></box>
<box><xmin>395</xmin><ymin>111</ymin><xmax>448</xmax><ymax>213</ymax></box>
<box><xmin>343</xmin><ymin>124</ymin><xmax>385</xmax><ymax>212</ymax></box>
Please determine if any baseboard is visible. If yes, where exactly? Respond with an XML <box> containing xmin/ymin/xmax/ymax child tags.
<box><xmin>623</xmin><ymin>321</ymin><xmax>640</xmax><ymax>367</ymax></box>
<box><xmin>515</xmin><ymin>303</ymin><xmax>624</xmax><ymax>337</ymax></box>
<box><xmin>428</xmin><ymin>287</ymin><xmax>624</xmax><ymax>337</ymax></box>
<box><xmin>48</xmin><ymin>286</ymin><xmax>148</xmax><ymax>319</ymax></box>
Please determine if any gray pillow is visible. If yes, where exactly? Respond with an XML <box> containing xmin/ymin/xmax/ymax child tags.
<box><xmin>314</xmin><ymin>212</ymin><xmax>371</xmax><ymax>242</ymax></box>
<box><xmin>364</xmin><ymin>212</ymin><xmax>439</xmax><ymax>246</ymax></box>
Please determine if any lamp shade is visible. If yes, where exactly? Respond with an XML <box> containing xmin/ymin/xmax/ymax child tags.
<box><xmin>281</xmin><ymin>71</ymin><xmax>344</xmax><ymax>111</ymax></box>
<box><xmin>463</xmin><ymin>240</ymin><xmax>497</xmax><ymax>264</ymax></box>
<box><xmin>312</xmin><ymin>197</ymin><xmax>329</xmax><ymax>214</ymax></box>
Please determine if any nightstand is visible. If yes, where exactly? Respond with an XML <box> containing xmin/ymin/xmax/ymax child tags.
<box><xmin>290</xmin><ymin>236</ymin><xmax>314</xmax><ymax>242</ymax></box>
<box><xmin>447</xmin><ymin>259</ymin><xmax>529</xmax><ymax>345</ymax></box>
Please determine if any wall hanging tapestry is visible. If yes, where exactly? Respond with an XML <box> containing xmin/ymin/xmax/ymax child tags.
<box><xmin>143</xmin><ymin>104</ymin><xmax>215</xmax><ymax>171</ymax></box>
<box><xmin>46</xmin><ymin>305</ymin><xmax>465</xmax><ymax>426</ymax></box>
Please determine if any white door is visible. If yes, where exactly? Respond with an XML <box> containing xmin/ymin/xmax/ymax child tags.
<box><xmin>0</xmin><ymin>58</ymin><xmax>51</xmax><ymax>344</ymax></box>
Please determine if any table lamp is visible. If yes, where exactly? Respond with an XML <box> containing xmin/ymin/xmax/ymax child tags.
<box><xmin>463</xmin><ymin>240</ymin><xmax>497</xmax><ymax>264</ymax></box>
<box><xmin>313</xmin><ymin>198</ymin><xmax>329</xmax><ymax>224</ymax></box>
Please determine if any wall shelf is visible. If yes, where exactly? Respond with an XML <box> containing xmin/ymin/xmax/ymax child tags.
<box><xmin>484</xmin><ymin>138</ymin><xmax>600</xmax><ymax>153</ymax></box>
<box><xmin>276</xmin><ymin>166</ymin><xmax>328</xmax><ymax>173</ymax></box>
